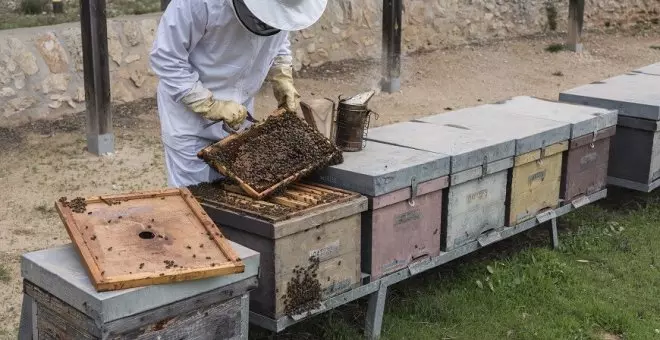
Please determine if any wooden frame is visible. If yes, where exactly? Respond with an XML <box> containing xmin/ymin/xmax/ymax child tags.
<box><xmin>197</xmin><ymin>111</ymin><xmax>342</xmax><ymax>200</ymax></box>
<box><xmin>55</xmin><ymin>188</ymin><xmax>244</xmax><ymax>292</ymax></box>
<box><xmin>195</xmin><ymin>182</ymin><xmax>361</xmax><ymax>223</ymax></box>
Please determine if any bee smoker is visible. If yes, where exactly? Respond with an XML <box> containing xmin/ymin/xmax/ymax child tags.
<box><xmin>333</xmin><ymin>91</ymin><xmax>378</xmax><ymax>152</ymax></box>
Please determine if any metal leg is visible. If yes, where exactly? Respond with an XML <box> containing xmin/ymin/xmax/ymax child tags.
<box><xmin>549</xmin><ymin>218</ymin><xmax>560</xmax><ymax>249</ymax></box>
<box><xmin>18</xmin><ymin>294</ymin><xmax>37</xmax><ymax>340</ymax></box>
<box><xmin>239</xmin><ymin>293</ymin><xmax>250</xmax><ymax>340</ymax></box>
<box><xmin>365</xmin><ymin>284</ymin><xmax>388</xmax><ymax>340</ymax></box>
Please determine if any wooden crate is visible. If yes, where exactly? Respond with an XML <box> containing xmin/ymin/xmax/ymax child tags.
<box><xmin>195</xmin><ymin>183</ymin><xmax>367</xmax><ymax>319</ymax></box>
<box><xmin>364</xmin><ymin>122</ymin><xmax>518</xmax><ymax>251</ymax></box>
<box><xmin>562</xmin><ymin>127</ymin><xmax>615</xmax><ymax>201</ymax></box>
<box><xmin>509</xmin><ymin>141</ymin><xmax>568</xmax><ymax>225</ymax></box>
<box><xmin>560</xmin><ymin>72</ymin><xmax>660</xmax><ymax>191</ymax></box>
<box><xmin>315</xmin><ymin>141</ymin><xmax>451</xmax><ymax>279</ymax></box>
<box><xmin>19</xmin><ymin>243</ymin><xmax>259</xmax><ymax>340</ymax></box>
<box><xmin>494</xmin><ymin>96</ymin><xmax>618</xmax><ymax>203</ymax></box>
<box><xmin>54</xmin><ymin>188</ymin><xmax>243</xmax><ymax>292</ymax></box>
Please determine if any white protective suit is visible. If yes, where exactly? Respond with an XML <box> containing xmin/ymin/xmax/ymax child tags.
<box><xmin>150</xmin><ymin>0</ymin><xmax>291</xmax><ymax>188</ymax></box>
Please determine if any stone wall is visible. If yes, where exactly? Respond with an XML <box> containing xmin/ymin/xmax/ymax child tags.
<box><xmin>0</xmin><ymin>0</ymin><xmax>658</xmax><ymax>126</ymax></box>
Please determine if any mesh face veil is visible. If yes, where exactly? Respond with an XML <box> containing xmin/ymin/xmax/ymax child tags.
<box><xmin>232</xmin><ymin>0</ymin><xmax>282</xmax><ymax>36</ymax></box>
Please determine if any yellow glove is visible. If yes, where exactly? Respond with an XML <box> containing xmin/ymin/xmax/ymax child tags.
<box><xmin>187</xmin><ymin>96</ymin><xmax>248</xmax><ymax>130</ymax></box>
<box><xmin>268</xmin><ymin>63</ymin><xmax>300</xmax><ymax>113</ymax></box>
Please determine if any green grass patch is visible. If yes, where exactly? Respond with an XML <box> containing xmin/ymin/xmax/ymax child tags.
<box><xmin>250</xmin><ymin>189</ymin><xmax>660</xmax><ymax>339</ymax></box>
<box><xmin>0</xmin><ymin>0</ymin><xmax>161</xmax><ymax>30</ymax></box>
<box><xmin>545</xmin><ymin>43</ymin><xmax>566</xmax><ymax>53</ymax></box>
<box><xmin>0</xmin><ymin>264</ymin><xmax>10</xmax><ymax>283</ymax></box>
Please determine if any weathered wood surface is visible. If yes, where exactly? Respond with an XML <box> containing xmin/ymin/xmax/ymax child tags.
<box><xmin>20</xmin><ymin>242</ymin><xmax>259</xmax><ymax>324</ymax></box>
<box><xmin>366</xmin><ymin>121</ymin><xmax>515</xmax><ymax>173</ymax></box>
<box><xmin>212</xmin><ymin>210</ymin><xmax>362</xmax><ymax>319</ymax></box>
<box><xmin>508</xmin><ymin>142</ymin><xmax>568</xmax><ymax>225</ymax></box>
<box><xmin>608</xmin><ymin>125</ymin><xmax>660</xmax><ymax>185</ymax></box>
<box><xmin>55</xmin><ymin>188</ymin><xmax>243</xmax><ymax>292</ymax></box>
<box><xmin>567</xmin><ymin>0</ymin><xmax>585</xmax><ymax>52</ymax></box>
<box><xmin>24</xmin><ymin>279</ymin><xmax>252</xmax><ymax>340</ymax></box>
<box><xmin>364</xmin><ymin>185</ymin><xmax>443</xmax><ymax>279</ymax></box>
<box><xmin>81</xmin><ymin>0</ymin><xmax>113</xmax><ymax>155</ymax></box>
<box><xmin>562</xmin><ymin>127</ymin><xmax>615</xmax><ymax>201</ymax></box>
<box><xmin>315</xmin><ymin>141</ymin><xmax>450</xmax><ymax>197</ymax></box>
<box><xmin>444</xmin><ymin>171</ymin><xmax>508</xmax><ymax>250</ymax></box>
<box><xmin>559</xmin><ymin>72</ymin><xmax>660</xmax><ymax>121</ymax></box>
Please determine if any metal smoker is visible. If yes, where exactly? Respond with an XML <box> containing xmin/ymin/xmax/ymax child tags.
<box><xmin>334</xmin><ymin>91</ymin><xmax>378</xmax><ymax>152</ymax></box>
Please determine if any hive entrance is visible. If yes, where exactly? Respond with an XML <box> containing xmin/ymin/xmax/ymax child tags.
<box><xmin>139</xmin><ymin>231</ymin><xmax>155</xmax><ymax>239</ymax></box>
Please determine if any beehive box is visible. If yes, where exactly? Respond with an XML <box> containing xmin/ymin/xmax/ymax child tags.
<box><xmin>314</xmin><ymin>141</ymin><xmax>450</xmax><ymax>280</ymax></box>
<box><xmin>499</xmin><ymin>96</ymin><xmax>617</xmax><ymax>203</ymax></box>
<box><xmin>416</xmin><ymin>103</ymin><xmax>571</xmax><ymax>226</ymax></box>
<box><xmin>19</xmin><ymin>243</ymin><xmax>259</xmax><ymax>340</ymax></box>
<box><xmin>365</xmin><ymin>122</ymin><xmax>516</xmax><ymax>251</ymax></box>
<box><xmin>634</xmin><ymin>62</ymin><xmax>660</xmax><ymax>76</ymax></box>
<box><xmin>559</xmin><ymin>72</ymin><xmax>660</xmax><ymax>192</ymax></box>
<box><xmin>191</xmin><ymin>182</ymin><xmax>366</xmax><ymax>319</ymax></box>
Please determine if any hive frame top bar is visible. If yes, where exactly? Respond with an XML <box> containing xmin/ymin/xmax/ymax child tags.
<box><xmin>365</xmin><ymin>121</ymin><xmax>516</xmax><ymax>174</ymax></box>
<box><xmin>21</xmin><ymin>242</ymin><xmax>260</xmax><ymax>323</ymax></box>
<box><xmin>415</xmin><ymin>102</ymin><xmax>571</xmax><ymax>155</ymax></box>
<box><xmin>316</xmin><ymin>141</ymin><xmax>450</xmax><ymax>197</ymax></box>
<box><xmin>492</xmin><ymin>96</ymin><xmax>618</xmax><ymax>139</ymax></box>
<box><xmin>559</xmin><ymin>72</ymin><xmax>660</xmax><ymax>121</ymax></box>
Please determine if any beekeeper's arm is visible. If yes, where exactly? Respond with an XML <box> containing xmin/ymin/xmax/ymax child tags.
<box><xmin>267</xmin><ymin>33</ymin><xmax>300</xmax><ymax>113</ymax></box>
<box><xmin>149</xmin><ymin>0</ymin><xmax>247</xmax><ymax>128</ymax></box>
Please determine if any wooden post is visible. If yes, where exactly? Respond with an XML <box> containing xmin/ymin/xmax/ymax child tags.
<box><xmin>567</xmin><ymin>0</ymin><xmax>585</xmax><ymax>52</ymax></box>
<box><xmin>52</xmin><ymin>0</ymin><xmax>64</xmax><ymax>14</ymax></box>
<box><xmin>80</xmin><ymin>0</ymin><xmax>113</xmax><ymax>155</ymax></box>
<box><xmin>381</xmin><ymin>0</ymin><xmax>402</xmax><ymax>93</ymax></box>
<box><xmin>161</xmin><ymin>0</ymin><xmax>171</xmax><ymax>11</ymax></box>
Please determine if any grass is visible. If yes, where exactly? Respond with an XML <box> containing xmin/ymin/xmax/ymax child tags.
<box><xmin>0</xmin><ymin>265</ymin><xmax>9</xmax><ymax>283</ymax></box>
<box><xmin>651</xmin><ymin>46</ymin><xmax>660</xmax><ymax>50</ymax></box>
<box><xmin>0</xmin><ymin>0</ymin><xmax>161</xmax><ymax>30</ymax></box>
<box><xmin>545</xmin><ymin>43</ymin><xmax>566</xmax><ymax>53</ymax></box>
<box><xmin>249</xmin><ymin>188</ymin><xmax>660</xmax><ymax>339</ymax></box>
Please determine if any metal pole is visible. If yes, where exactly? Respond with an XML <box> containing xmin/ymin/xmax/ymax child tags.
<box><xmin>80</xmin><ymin>0</ymin><xmax>114</xmax><ymax>155</ymax></box>
<box><xmin>381</xmin><ymin>0</ymin><xmax>402</xmax><ymax>93</ymax></box>
<box><xmin>567</xmin><ymin>0</ymin><xmax>585</xmax><ymax>52</ymax></box>
<box><xmin>161</xmin><ymin>0</ymin><xmax>171</xmax><ymax>11</ymax></box>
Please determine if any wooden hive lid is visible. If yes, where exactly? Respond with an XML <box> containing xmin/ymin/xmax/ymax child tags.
<box><xmin>634</xmin><ymin>62</ymin><xmax>660</xmax><ymax>76</ymax></box>
<box><xmin>415</xmin><ymin>103</ymin><xmax>572</xmax><ymax>156</ymax></box>
<box><xmin>493</xmin><ymin>96</ymin><xmax>618</xmax><ymax>139</ymax></box>
<box><xmin>314</xmin><ymin>141</ymin><xmax>450</xmax><ymax>197</ymax></box>
<box><xmin>55</xmin><ymin>188</ymin><xmax>244</xmax><ymax>292</ymax></box>
<box><xmin>560</xmin><ymin>72</ymin><xmax>660</xmax><ymax>121</ymax></box>
<box><xmin>365</xmin><ymin>121</ymin><xmax>516</xmax><ymax>174</ymax></box>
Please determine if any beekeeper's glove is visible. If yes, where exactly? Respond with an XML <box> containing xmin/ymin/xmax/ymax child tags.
<box><xmin>182</xmin><ymin>82</ymin><xmax>248</xmax><ymax>130</ymax></box>
<box><xmin>268</xmin><ymin>56</ymin><xmax>300</xmax><ymax>113</ymax></box>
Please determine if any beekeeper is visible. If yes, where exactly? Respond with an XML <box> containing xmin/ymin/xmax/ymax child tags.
<box><xmin>150</xmin><ymin>0</ymin><xmax>327</xmax><ymax>187</ymax></box>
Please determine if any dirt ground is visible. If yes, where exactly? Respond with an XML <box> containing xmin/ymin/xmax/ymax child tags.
<box><xmin>0</xmin><ymin>30</ymin><xmax>659</xmax><ymax>338</ymax></box>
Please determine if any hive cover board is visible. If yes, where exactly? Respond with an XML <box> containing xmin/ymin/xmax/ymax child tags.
<box><xmin>415</xmin><ymin>102</ymin><xmax>571</xmax><ymax>155</ymax></box>
<box><xmin>55</xmin><ymin>188</ymin><xmax>244</xmax><ymax>292</ymax></box>
<box><xmin>365</xmin><ymin>122</ymin><xmax>516</xmax><ymax>173</ymax></box>
<box><xmin>559</xmin><ymin>73</ymin><xmax>660</xmax><ymax>121</ymax></box>
<box><xmin>314</xmin><ymin>141</ymin><xmax>450</xmax><ymax>196</ymax></box>
<box><xmin>491</xmin><ymin>96</ymin><xmax>618</xmax><ymax>139</ymax></box>
<box><xmin>634</xmin><ymin>63</ymin><xmax>660</xmax><ymax>76</ymax></box>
